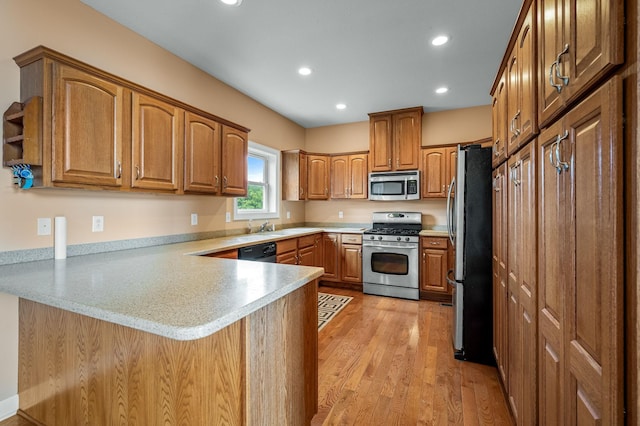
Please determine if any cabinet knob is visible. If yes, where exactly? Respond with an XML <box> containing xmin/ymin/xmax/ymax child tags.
<box><xmin>135</xmin><ymin>166</ymin><xmax>140</xmax><ymax>180</ymax></box>
<box><xmin>116</xmin><ymin>161</ymin><xmax>122</xmax><ymax>179</ymax></box>
<box><xmin>214</xmin><ymin>175</ymin><xmax>219</xmax><ymax>189</ymax></box>
<box><xmin>223</xmin><ymin>176</ymin><xmax>228</xmax><ymax>189</ymax></box>
<box><xmin>388</xmin><ymin>158</ymin><xmax>391</xmax><ymax>167</ymax></box>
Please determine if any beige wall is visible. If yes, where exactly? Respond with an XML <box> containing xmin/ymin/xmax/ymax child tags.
<box><xmin>303</xmin><ymin>105</ymin><xmax>491</xmax><ymax>227</ymax></box>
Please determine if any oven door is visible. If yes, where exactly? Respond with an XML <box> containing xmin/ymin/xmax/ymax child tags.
<box><xmin>362</xmin><ymin>242</ymin><xmax>418</xmax><ymax>288</ymax></box>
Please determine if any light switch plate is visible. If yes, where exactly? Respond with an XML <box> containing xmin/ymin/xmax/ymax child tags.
<box><xmin>191</xmin><ymin>213</ymin><xmax>198</xmax><ymax>226</ymax></box>
<box><xmin>37</xmin><ymin>218</ymin><xmax>51</xmax><ymax>236</ymax></box>
<box><xmin>338</xmin><ymin>211</ymin><xmax>344</xmax><ymax>219</ymax></box>
<box><xmin>287</xmin><ymin>211</ymin><xmax>291</xmax><ymax>219</ymax></box>
<box><xmin>225</xmin><ymin>212</ymin><xmax>231</xmax><ymax>223</ymax></box>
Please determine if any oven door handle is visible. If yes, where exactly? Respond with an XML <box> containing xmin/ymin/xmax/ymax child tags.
<box><xmin>363</xmin><ymin>244</ymin><xmax>417</xmax><ymax>250</ymax></box>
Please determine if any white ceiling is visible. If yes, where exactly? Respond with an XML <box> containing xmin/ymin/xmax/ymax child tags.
<box><xmin>81</xmin><ymin>0</ymin><xmax>522</xmax><ymax>128</ymax></box>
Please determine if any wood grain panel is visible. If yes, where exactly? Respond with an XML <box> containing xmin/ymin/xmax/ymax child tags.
<box><xmin>19</xmin><ymin>299</ymin><xmax>244</xmax><ymax>425</ymax></box>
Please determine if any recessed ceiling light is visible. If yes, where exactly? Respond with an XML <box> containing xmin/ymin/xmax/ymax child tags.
<box><xmin>220</xmin><ymin>0</ymin><xmax>242</xmax><ymax>6</ymax></box>
<box><xmin>298</xmin><ymin>67</ymin><xmax>312</xmax><ymax>76</ymax></box>
<box><xmin>336</xmin><ymin>103</ymin><xmax>347</xmax><ymax>110</ymax></box>
<box><xmin>435</xmin><ymin>87</ymin><xmax>449</xmax><ymax>94</ymax></box>
<box><xmin>431</xmin><ymin>35</ymin><xmax>449</xmax><ymax>46</ymax></box>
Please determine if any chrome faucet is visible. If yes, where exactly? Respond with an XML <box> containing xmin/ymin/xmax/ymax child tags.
<box><xmin>258</xmin><ymin>220</ymin><xmax>270</xmax><ymax>233</ymax></box>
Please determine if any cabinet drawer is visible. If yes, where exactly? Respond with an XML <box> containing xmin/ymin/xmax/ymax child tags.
<box><xmin>298</xmin><ymin>234</ymin><xmax>317</xmax><ymax>249</ymax></box>
<box><xmin>276</xmin><ymin>238</ymin><xmax>297</xmax><ymax>254</ymax></box>
<box><xmin>341</xmin><ymin>234</ymin><xmax>362</xmax><ymax>245</ymax></box>
<box><xmin>422</xmin><ymin>237</ymin><xmax>447</xmax><ymax>249</ymax></box>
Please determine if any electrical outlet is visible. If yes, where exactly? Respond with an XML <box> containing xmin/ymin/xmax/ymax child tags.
<box><xmin>37</xmin><ymin>218</ymin><xmax>51</xmax><ymax>236</ymax></box>
<box><xmin>191</xmin><ymin>213</ymin><xmax>198</xmax><ymax>226</ymax></box>
<box><xmin>92</xmin><ymin>216</ymin><xmax>104</xmax><ymax>232</ymax></box>
<box><xmin>225</xmin><ymin>212</ymin><xmax>231</xmax><ymax>223</ymax></box>
<box><xmin>286</xmin><ymin>211</ymin><xmax>291</xmax><ymax>219</ymax></box>
<box><xmin>338</xmin><ymin>211</ymin><xmax>344</xmax><ymax>219</ymax></box>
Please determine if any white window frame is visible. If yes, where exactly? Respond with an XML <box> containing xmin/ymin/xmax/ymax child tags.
<box><xmin>233</xmin><ymin>141</ymin><xmax>281</xmax><ymax>221</ymax></box>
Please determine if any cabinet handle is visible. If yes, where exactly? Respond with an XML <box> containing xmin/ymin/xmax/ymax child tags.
<box><xmin>388</xmin><ymin>158</ymin><xmax>392</xmax><ymax>167</ymax></box>
<box><xmin>423</xmin><ymin>252</ymin><xmax>426</xmax><ymax>260</ymax></box>
<box><xmin>511</xmin><ymin>161</ymin><xmax>522</xmax><ymax>186</ymax></box>
<box><xmin>511</xmin><ymin>111</ymin><xmax>521</xmax><ymax>136</ymax></box>
<box><xmin>430</xmin><ymin>241</ymin><xmax>439</xmax><ymax>245</ymax></box>
<box><xmin>549</xmin><ymin>60</ymin><xmax>563</xmax><ymax>93</ymax></box>
<box><xmin>223</xmin><ymin>176</ymin><xmax>228</xmax><ymax>189</ymax></box>
<box><xmin>555</xmin><ymin>44</ymin><xmax>570</xmax><ymax>87</ymax></box>
<box><xmin>116</xmin><ymin>161</ymin><xmax>122</xmax><ymax>179</ymax></box>
<box><xmin>555</xmin><ymin>130</ymin><xmax>570</xmax><ymax>172</ymax></box>
<box><xmin>325</xmin><ymin>188</ymin><xmax>328</xmax><ymax>196</ymax></box>
<box><xmin>135</xmin><ymin>166</ymin><xmax>140</xmax><ymax>180</ymax></box>
<box><xmin>295</xmin><ymin>255</ymin><xmax>299</xmax><ymax>265</ymax></box>
<box><xmin>493</xmin><ymin>175</ymin><xmax>501</xmax><ymax>192</ymax></box>
<box><xmin>493</xmin><ymin>140</ymin><xmax>500</xmax><ymax>157</ymax></box>
<box><xmin>396</xmin><ymin>158</ymin><xmax>400</xmax><ymax>168</ymax></box>
<box><xmin>442</xmin><ymin>184</ymin><xmax>445</xmax><ymax>192</ymax></box>
<box><xmin>300</xmin><ymin>187</ymin><xmax>304</xmax><ymax>196</ymax></box>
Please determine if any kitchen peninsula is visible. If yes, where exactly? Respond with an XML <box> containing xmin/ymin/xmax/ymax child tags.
<box><xmin>0</xmin><ymin>237</ymin><xmax>323</xmax><ymax>425</ymax></box>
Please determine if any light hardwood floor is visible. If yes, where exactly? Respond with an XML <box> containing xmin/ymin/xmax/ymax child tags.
<box><xmin>312</xmin><ymin>286</ymin><xmax>513</xmax><ymax>425</ymax></box>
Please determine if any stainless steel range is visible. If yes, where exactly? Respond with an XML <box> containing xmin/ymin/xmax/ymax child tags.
<box><xmin>362</xmin><ymin>212</ymin><xmax>421</xmax><ymax>300</ymax></box>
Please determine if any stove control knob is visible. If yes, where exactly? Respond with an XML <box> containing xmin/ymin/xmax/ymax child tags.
<box><xmin>396</xmin><ymin>236</ymin><xmax>401</xmax><ymax>241</ymax></box>
<box><xmin>405</xmin><ymin>237</ymin><xmax>411</xmax><ymax>242</ymax></box>
<box><xmin>369</xmin><ymin>236</ymin><xmax>375</xmax><ymax>240</ymax></box>
<box><xmin>377</xmin><ymin>236</ymin><xmax>383</xmax><ymax>241</ymax></box>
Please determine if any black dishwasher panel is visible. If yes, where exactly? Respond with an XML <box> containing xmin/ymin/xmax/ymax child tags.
<box><xmin>237</xmin><ymin>242</ymin><xmax>277</xmax><ymax>263</ymax></box>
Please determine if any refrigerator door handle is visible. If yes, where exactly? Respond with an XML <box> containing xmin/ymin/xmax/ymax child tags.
<box><xmin>446</xmin><ymin>176</ymin><xmax>456</xmax><ymax>246</ymax></box>
<box><xmin>446</xmin><ymin>269</ymin><xmax>457</xmax><ymax>287</ymax></box>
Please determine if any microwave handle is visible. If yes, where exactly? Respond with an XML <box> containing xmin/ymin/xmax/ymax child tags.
<box><xmin>446</xmin><ymin>176</ymin><xmax>456</xmax><ymax>246</ymax></box>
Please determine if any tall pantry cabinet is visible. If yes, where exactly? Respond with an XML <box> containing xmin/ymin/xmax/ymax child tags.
<box><xmin>490</xmin><ymin>0</ymin><xmax>626</xmax><ymax>424</ymax></box>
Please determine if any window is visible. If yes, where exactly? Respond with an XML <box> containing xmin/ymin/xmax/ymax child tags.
<box><xmin>234</xmin><ymin>141</ymin><xmax>280</xmax><ymax>220</ymax></box>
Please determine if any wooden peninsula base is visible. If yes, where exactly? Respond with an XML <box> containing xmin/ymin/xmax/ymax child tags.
<box><xmin>17</xmin><ymin>281</ymin><xmax>318</xmax><ymax>425</ymax></box>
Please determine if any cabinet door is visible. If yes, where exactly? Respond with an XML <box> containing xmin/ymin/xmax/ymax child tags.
<box><xmin>184</xmin><ymin>112</ymin><xmax>221</xmax><ymax>194</ymax></box>
<box><xmin>282</xmin><ymin>151</ymin><xmax>307</xmax><ymax>200</ymax></box>
<box><xmin>369</xmin><ymin>114</ymin><xmax>392</xmax><ymax>172</ymax></box>
<box><xmin>421</xmin><ymin>148</ymin><xmax>446</xmax><ymax>198</ymax></box>
<box><xmin>492</xmin><ymin>163</ymin><xmax>508</xmax><ymax>386</ymax></box>
<box><xmin>307</xmin><ymin>155</ymin><xmax>329</xmax><ymax>199</ymax></box>
<box><xmin>537</xmin><ymin>121</ymin><xmax>566</xmax><ymax>426</ymax></box>
<box><xmin>340</xmin><ymin>244</ymin><xmax>362</xmax><ymax>283</ymax></box>
<box><xmin>298</xmin><ymin>245</ymin><xmax>315</xmax><ymax>266</ymax></box>
<box><xmin>492</xmin><ymin>71</ymin><xmax>508</xmax><ymax>168</ymax></box>
<box><xmin>52</xmin><ymin>63</ymin><xmax>124</xmax><ymax>187</ymax></box>
<box><xmin>313</xmin><ymin>234</ymin><xmax>324</xmax><ymax>268</ymax></box>
<box><xmin>561</xmin><ymin>78</ymin><xmax>622</xmax><ymax>425</ymax></box>
<box><xmin>322</xmin><ymin>233</ymin><xmax>339</xmax><ymax>280</ymax></box>
<box><xmin>515</xmin><ymin>5</ymin><xmax>537</xmax><ymax>147</ymax></box>
<box><xmin>220</xmin><ymin>126</ymin><xmax>247</xmax><ymax>196</ymax></box>
<box><xmin>420</xmin><ymin>248</ymin><xmax>447</xmax><ymax>293</ymax></box>
<box><xmin>538</xmin><ymin>0</ymin><xmax>623</xmax><ymax>126</ymax></box>
<box><xmin>506</xmin><ymin>51</ymin><xmax>520</xmax><ymax>157</ymax></box>
<box><xmin>392</xmin><ymin>109</ymin><xmax>421</xmax><ymax>170</ymax></box>
<box><xmin>330</xmin><ymin>155</ymin><xmax>348</xmax><ymax>199</ymax></box>
<box><xmin>348</xmin><ymin>154</ymin><xmax>368</xmax><ymax>199</ymax></box>
<box><xmin>277</xmin><ymin>251</ymin><xmax>298</xmax><ymax>265</ymax></box>
<box><xmin>131</xmin><ymin>92</ymin><xmax>182</xmax><ymax>191</ymax></box>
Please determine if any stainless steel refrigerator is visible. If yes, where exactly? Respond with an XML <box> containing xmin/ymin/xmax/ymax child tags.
<box><xmin>446</xmin><ymin>144</ymin><xmax>494</xmax><ymax>365</ymax></box>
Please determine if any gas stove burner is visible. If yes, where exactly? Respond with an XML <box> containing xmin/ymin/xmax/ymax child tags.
<box><xmin>364</xmin><ymin>228</ymin><xmax>421</xmax><ymax>236</ymax></box>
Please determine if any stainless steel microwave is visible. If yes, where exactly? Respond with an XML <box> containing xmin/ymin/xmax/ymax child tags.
<box><xmin>368</xmin><ymin>171</ymin><xmax>420</xmax><ymax>201</ymax></box>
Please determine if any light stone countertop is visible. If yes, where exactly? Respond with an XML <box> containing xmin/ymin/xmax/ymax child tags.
<box><xmin>0</xmin><ymin>235</ymin><xmax>324</xmax><ymax>341</ymax></box>
<box><xmin>419</xmin><ymin>229</ymin><xmax>450</xmax><ymax>238</ymax></box>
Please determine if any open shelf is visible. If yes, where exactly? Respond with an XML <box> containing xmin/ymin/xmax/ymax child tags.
<box><xmin>3</xmin><ymin>96</ymin><xmax>42</xmax><ymax>167</ymax></box>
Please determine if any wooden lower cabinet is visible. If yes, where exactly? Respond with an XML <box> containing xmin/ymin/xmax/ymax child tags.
<box><xmin>419</xmin><ymin>236</ymin><xmax>452</xmax><ymax>302</ymax></box>
<box><xmin>537</xmin><ymin>78</ymin><xmax>623</xmax><ymax>425</ymax></box>
<box><xmin>276</xmin><ymin>234</ymin><xmax>322</xmax><ymax>266</ymax></box>
<box><xmin>18</xmin><ymin>282</ymin><xmax>319</xmax><ymax>425</ymax></box>
<box><xmin>321</xmin><ymin>233</ymin><xmax>362</xmax><ymax>289</ymax></box>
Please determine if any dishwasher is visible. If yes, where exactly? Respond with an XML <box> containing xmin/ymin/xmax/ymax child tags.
<box><xmin>237</xmin><ymin>241</ymin><xmax>277</xmax><ymax>263</ymax></box>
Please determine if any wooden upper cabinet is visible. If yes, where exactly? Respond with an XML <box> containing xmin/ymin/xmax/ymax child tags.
<box><xmin>131</xmin><ymin>92</ymin><xmax>182</xmax><ymax>191</ymax></box>
<box><xmin>307</xmin><ymin>154</ymin><xmax>330</xmax><ymax>200</ymax></box>
<box><xmin>330</xmin><ymin>153</ymin><xmax>368</xmax><ymax>199</ymax></box>
<box><xmin>538</xmin><ymin>0</ymin><xmax>624</xmax><ymax>126</ymax></box>
<box><xmin>491</xmin><ymin>71</ymin><xmax>508</xmax><ymax>168</ymax></box>
<box><xmin>51</xmin><ymin>63</ymin><xmax>124</xmax><ymax>187</ymax></box>
<box><xmin>369</xmin><ymin>107</ymin><xmax>422</xmax><ymax>172</ymax></box>
<box><xmin>506</xmin><ymin>3</ymin><xmax>537</xmax><ymax>156</ymax></box>
<box><xmin>220</xmin><ymin>125</ymin><xmax>247</xmax><ymax>196</ymax></box>
<box><xmin>421</xmin><ymin>146</ymin><xmax>456</xmax><ymax>198</ymax></box>
<box><xmin>184</xmin><ymin>112</ymin><xmax>221</xmax><ymax>194</ymax></box>
<box><xmin>368</xmin><ymin>114</ymin><xmax>392</xmax><ymax>171</ymax></box>
<box><xmin>282</xmin><ymin>150</ymin><xmax>307</xmax><ymax>200</ymax></box>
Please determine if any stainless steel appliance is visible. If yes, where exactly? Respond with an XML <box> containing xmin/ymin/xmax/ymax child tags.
<box><xmin>446</xmin><ymin>144</ymin><xmax>493</xmax><ymax>364</ymax></box>
<box><xmin>368</xmin><ymin>171</ymin><xmax>420</xmax><ymax>201</ymax></box>
<box><xmin>237</xmin><ymin>242</ymin><xmax>277</xmax><ymax>263</ymax></box>
<box><xmin>363</xmin><ymin>211</ymin><xmax>421</xmax><ymax>300</ymax></box>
